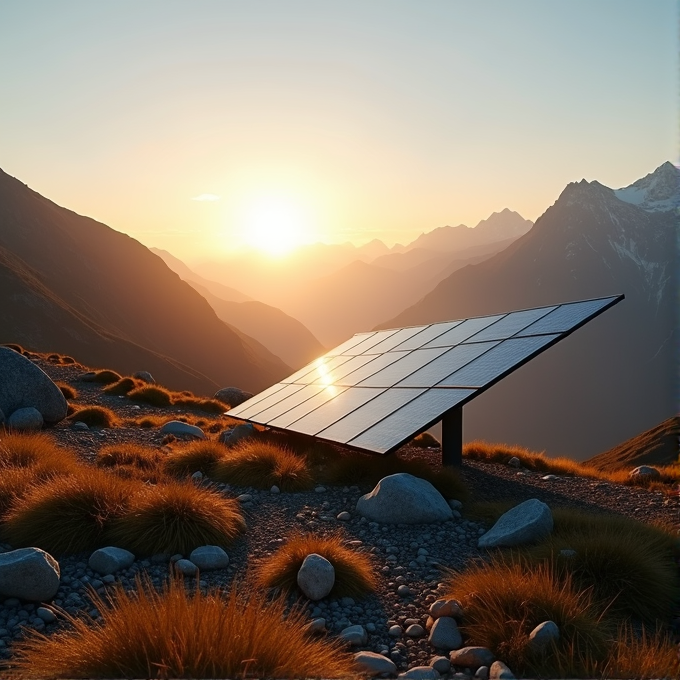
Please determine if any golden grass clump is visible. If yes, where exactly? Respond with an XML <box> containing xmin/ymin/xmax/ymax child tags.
<box><xmin>442</xmin><ymin>558</ymin><xmax>609</xmax><ymax>677</ymax></box>
<box><xmin>55</xmin><ymin>381</ymin><xmax>77</xmax><ymax>400</ymax></box>
<box><xmin>108</xmin><ymin>481</ymin><xmax>245</xmax><ymax>556</ymax></box>
<box><xmin>410</xmin><ymin>431</ymin><xmax>440</xmax><ymax>448</ymax></box>
<box><xmin>90</xmin><ymin>369</ymin><xmax>123</xmax><ymax>384</ymax></box>
<box><xmin>0</xmin><ymin>432</ymin><xmax>80</xmax><ymax>476</ymax></box>
<box><xmin>212</xmin><ymin>441</ymin><xmax>313</xmax><ymax>492</ymax></box>
<box><xmin>67</xmin><ymin>405</ymin><xmax>118</xmax><ymax>428</ymax></box>
<box><xmin>127</xmin><ymin>385</ymin><xmax>173</xmax><ymax>407</ymax></box>
<box><xmin>1</xmin><ymin>470</ymin><xmax>136</xmax><ymax>555</ymax></box>
<box><xmin>164</xmin><ymin>440</ymin><xmax>228</xmax><ymax>477</ymax></box>
<box><xmin>255</xmin><ymin>532</ymin><xmax>377</xmax><ymax>598</ymax></box>
<box><xmin>102</xmin><ymin>377</ymin><xmax>140</xmax><ymax>395</ymax></box>
<box><xmin>172</xmin><ymin>395</ymin><xmax>226</xmax><ymax>414</ymax></box>
<box><xmin>95</xmin><ymin>443</ymin><xmax>166</xmax><ymax>483</ymax></box>
<box><xmin>323</xmin><ymin>451</ymin><xmax>468</xmax><ymax>503</ymax></box>
<box><xmin>11</xmin><ymin>576</ymin><xmax>354</xmax><ymax>680</ymax></box>
<box><xmin>0</xmin><ymin>467</ymin><xmax>46</xmax><ymax>519</ymax></box>
<box><xmin>2</xmin><ymin>343</ymin><xmax>25</xmax><ymax>354</ymax></box>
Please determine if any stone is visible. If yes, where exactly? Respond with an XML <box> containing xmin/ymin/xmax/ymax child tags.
<box><xmin>159</xmin><ymin>420</ymin><xmax>205</xmax><ymax>439</ymax></box>
<box><xmin>88</xmin><ymin>547</ymin><xmax>135</xmax><ymax>575</ymax></box>
<box><xmin>36</xmin><ymin>606</ymin><xmax>57</xmax><ymax>623</ymax></box>
<box><xmin>304</xmin><ymin>617</ymin><xmax>327</xmax><ymax>635</ymax></box>
<box><xmin>0</xmin><ymin>348</ymin><xmax>67</xmax><ymax>423</ymax></box>
<box><xmin>559</xmin><ymin>549</ymin><xmax>577</xmax><ymax>558</ymax></box>
<box><xmin>389</xmin><ymin>624</ymin><xmax>403</xmax><ymax>637</ymax></box>
<box><xmin>354</xmin><ymin>651</ymin><xmax>397</xmax><ymax>675</ymax></box>
<box><xmin>73</xmin><ymin>421</ymin><xmax>89</xmax><ymax>430</ymax></box>
<box><xmin>428</xmin><ymin>616</ymin><xmax>462</xmax><ymax>651</ymax></box>
<box><xmin>398</xmin><ymin>667</ymin><xmax>440</xmax><ymax>679</ymax></box>
<box><xmin>478</xmin><ymin>499</ymin><xmax>553</xmax><ymax>549</ymax></box>
<box><xmin>340</xmin><ymin>624</ymin><xmax>367</xmax><ymax>646</ymax></box>
<box><xmin>629</xmin><ymin>465</ymin><xmax>661</xmax><ymax>480</ymax></box>
<box><xmin>429</xmin><ymin>598</ymin><xmax>463</xmax><ymax>619</ymax></box>
<box><xmin>189</xmin><ymin>546</ymin><xmax>229</xmax><ymax>570</ymax></box>
<box><xmin>475</xmin><ymin>667</ymin><xmax>489</xmax><ymax>680</ymax></box>
<box><xmin>132</xmin><ymin>371</ymin><xmax>155</xmax><ymax>384</ymax></box>
<box><xmin>489</xmin><ymin>660</ymin><xmax>515</xmax><ymax>679</ymax></box>
<box><xmin>219</xmin><ymin>423</ymin><xmax>255</xmax><ymax>445</ymax></box>
<box><xmin>297</xmin><ymin>553</ymin><xmax>335</xmax><ymax>600</ymax></box>
<box><xmin>174</xmin><ymin>559</ymin><xmax>198</xmax><ymax>576</ymax></box>
<box><xmin>406</xmin><ymin>623</ymin><xmax>425</xmax><ymax>637</ymax></box>
<box><xmin>356</xmin><ymin>473</ymin><xmax>453</xmax><ymax>524</ymax></box>
<box><xmin>449</xmin><ymin>647</ymin><xmax>495</xmax><ymax>669</ymax></box>
<box><xmin>430</xmin><ymin>656</ymin><xmax>451</xmax><ymax>673</ymax></box>
<box><xmin>541</xmin><ymin>474</ymin><xmax>559</xmax><ymax>481</ymax></box>
<box><xmin>507</xmin><ymin>456</ymin><xmax>521</xmax><ymax>468</ymax></box>
<box><xmin>337</xmin><ymin>511</ymin><xmax>351</xmax><ymax>521</ymax></box>
<box><xmin>7</xmin><ymin>407</ymin><xmax>43</xmax><ymax>431</ymax></box>
<box><xmin>191</xmin><ymin>471</ymin><xmax>203</xmax><ymax>482</ymax></box>
<box><xmin>270</xmin><ymin>485</ymin><xmax>280</xmax><ymax>494</ymax></box>
<box><xmin>528</xmin><ymin>620</ymin><xmax>559</xmax><ymax>652</ymax></box>
<box><xmin>0</xmin><ymin>548</ymin><xmax>60</xmax><ymax>601</ymax></box>
<box><xmin>397</xmin><ymin>584</ymin><xmax>412</xmax><ymax>597</ymax></box>
<box><xmin>214</xmin><ymin>387</ymin><xmax>254</xmax><ymax>407</ymax></box>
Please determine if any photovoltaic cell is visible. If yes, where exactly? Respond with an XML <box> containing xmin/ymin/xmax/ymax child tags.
<box><xmin>228</xmin><ymin>294</ymin><xmax>623</xmax><ymax>456</ymax></box>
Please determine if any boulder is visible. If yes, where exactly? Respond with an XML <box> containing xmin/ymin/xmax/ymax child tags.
<box><xmin>0</xmin><ymin>347</ymin><xmax>67</xmax><ymax>423</ymax></box>
<box><xmin>629</xmin><ymin>465</ymin><xmax>661</xmax><ymax>480</ymax></box>
<box><xmin>430</xmin><ymin>656</ymin><xmax>451</xmax><ymax>674</ymax></box>
<box><xmin>159</xmin><ymin>420</ymin><xmax>205</xmax><ymax>439</ymax></box>
<box><xmin>340</xmin><ymin>624</ymin><xmax>368</xmax><ymax>646</ymax></box>
<box><xmin>428</xmin><ymin>616</ymin><xmax>462</xmax><ymax>651</ymax></box>
<box><xmin>0</xmin><ymin>548</ymin><xmax>60</xmax><ymax>601</ymax></box>
<box><xmin>132</xmin><ymin>371</ymin><xmax>155</xmax><ymax>384</ymax></box>
<box><xmin>174</xmin><ymin>559</ymin><xmax>198</xmax><ymax>576</ymax></box>
<box><xmin>88</xmin><ymin>547</ymin><xmax>135</xmax><ymax>575</ymax></box>
<box><xmin>354</xmin><ymin>651</ymin><xmax>397</xmax><ymax>675</ymax></box>
<box><xmin>219</xmin><ymin>423</ymin><xmax>256</xmax><ymax>446</ymax></box>
<box><xmin>398</xmin><ymin>667</ymin><xmax>440</xmax><ymax>679</ymax></box>
<box><xmin>528</xmin><ymin>620</ymin><xmax>559</xmax><ymax>652</ymax></box>
<box><xmin>297</xmin><ymin>553</ymin><xmax>335</xmax><ymax>600</ymax></box>
<box><xmin>356</xmin><ymin>473</ymin><xmax>453</xmax><ymax>524</ymax></box>
<box><xmin>429</xmin><ymin>598</ymin><xmax>463</xmax><ymax>619</ymax></box>
<box><xmin>189</xmin><ymin>545</ymin><xmax>229</xmax><ymax>570</ymax></box>
<box><xmin>489</xmin><ymin>661</ymin><xmax>515</xmax><ymax>679</ymax></box>
<box><xmin>214</xmin><ymin>387</ymin><xmax>254</xmax><ymax>407</ymax></box>
<box><xmin>478</xmin><ymin>499</ymin><xmax>553</xmax><ymax>549</ymax></box>
<box><xmin>449</xmin><ymin>647</ymin><xmax>495</xmax><ymax>669</ymax></box>
<box><xmin>8</xmin><ymin>407</ymin><xmax>43</xmax><ymax>431</ymax></box>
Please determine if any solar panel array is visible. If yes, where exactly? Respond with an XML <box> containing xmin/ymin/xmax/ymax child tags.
<box><xmin>228</xmin><ymin>295</ymin><xmax>623</xmax><ymax>455</ymax></box>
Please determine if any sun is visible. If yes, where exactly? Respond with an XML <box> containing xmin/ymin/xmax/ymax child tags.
<box><xmin>241</xmin><ymin>195</ymin><xmax>310</xmax><ymax>256</ymax></box>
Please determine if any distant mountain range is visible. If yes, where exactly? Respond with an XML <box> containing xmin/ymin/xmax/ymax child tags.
<box><xmin>0</xmin><ymin>170</ymin><xmax>290</xmax><ymax>394</ymax></box>
<box><xmin>381</xmin><ymin>162</ymin><xmax>678</xmax><ymax>458</ymax></box>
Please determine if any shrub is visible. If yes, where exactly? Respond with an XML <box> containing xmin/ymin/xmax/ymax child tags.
<box><xmin>173</xmin><ymin>396</ymin><xmax>226</xmax><ymax>414</ymax></box>
<box><xmin>95</xmin><ymin>443</ymin><xmax>166</xmax><ymax>483</ymax></box>
<box><xmin>67</xmin><ymin>406</ymin><xmax>118</xmax><ymax>428</ymax></box>
<box><xmin>61</xmin><ymin>355</ymin><xmax>76</xmax><ymax>364</ymax></box>
<box><xmin>255</xmin><ymin>532</ymin><xmax>377</xmax><ymax>598</ymax></box>
<box><xmin>0</xmin><ymin>467</ymin><xmax>46</xmax><ymax>519</ymax></box>
<box><xmin>212</xmin><ymin>442</ymin><xmax>313</xmax><ymax>492</ymax></box>
<box><xmin>91</xmin><ymin>369</ymin><xmax>123</xmax><ymax>385</ymax></box>
<box><xmin>127</xmin><ymin>385</ymin><xmax>173</xmax><ymax>408</ymax></box>
<box><xmin>103</xmin><ymin>377</ymin><xmax>139</xmax><ymax>395</ymax></box>
<box><xmin>2</xmin><ymin>343</ymin><xmax>25</xmax><ymax>354</ymax></box>
<box><xmin>411</xmin><ymin>431</ymin><xmax>440</xmax><ymax>448</ymax></box>
<box><xmin>323</xmin><ymin>451</ymin><xmax>468</xmax><ymax>502</ymax></box>
<box><xmin>46</xmin><ymin>353</ymin><xmax>61</xmax><ymax>363</ymax></box>
<box><xmin>0</xmin><ymin>432</ymin><xmax>80</xmax><ymax>476</ymax></box>
<box><xmin>2</xmin><ymin>470</ymin><xmax>136</xmax><ymax>555</ymax></box>
<box><xmin>164</xmin><ymin>440</ymin><xmax>228</xmax><ymax>477</ymax></box>
<box><xmin>55</xmin><ymin>381</ymin><xmax>78</xmax><ymax>400</ymax></box>
<box><xmin>441</xmin><ymin>558</ymin><xmax>610</xmax><ymax>677</ymax></box>
<box><xmin>109</xmin><ymin>481</ymin><xmax>245</xmax><ymax>556</ymax></box>
<box><xmin>12</xmin><ymin>575</ymin><xmax>354</xmax><ymax>679</ymax></box>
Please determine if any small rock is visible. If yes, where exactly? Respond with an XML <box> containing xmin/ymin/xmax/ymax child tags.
<box><xmin>397</xmin><ymin>584</ymin><xmax>412</xmax><ymax>597</ymax></box>
<box><xmin>270</xmin><ymin>485</ymin><xmax>280</xmax><ymax>494</ymax></box>
<box><xmin>36</xmin><ymin>607</ymin><xmax>57</xmax><ymax>623</ymax></box>
<box><xmin>449</xmin><ymin>647</ymin><xmax>495</xmax><ymax>669</ymax></box>
<box><xmin>489</xmin><ymin>660</ymin><xmax>515</xmax><ymax>679</ymax></box>
<box><xmin>174</xmin><ymin>559</ymin><xmax>198</xmax><ymax>576</ymax></box>
<box><xmin>398</xmin><ymin>666</ymin><xmax>440</xmax><ymax>679</ymax></box>
<box><xmin>191</xmin><ymin>471</ymin><xmax>203</xmax><ymax>482</ymax></box>
<box><xmin>315</xmin><ymin>486</ymin><xmax>326</xmax><ymax>493</ymax></box>
<box><xmin>219</xmin><ymin>422</ymin><xmax>255</xmax><ymax>445</ymax></box>
<box><xmin>337</xmin><ymin>511</ymin><xmax>351</xmax><ymax>521</ymax></box>
<box><xmin>389</xmin><ymin>624</ymin><xmax>403</xmax><ymax>637</ymax></box>
<box><xmin>406</xmin><ymin>624</ymin><xmax>425</xmax><ymax>637</ymax></box>
<box><xmin>475</xmin><ymin>667</ymin><xmax>489</xmax><ymax>680</ymax></box>
<box><xmin>541</xmin><ymin>474</ymin><xmax>559</xmax><ymax>481</ymax></box>
<box><xmin>528</xmin><ymin>620</ymin><xmax>559</xmax><ymax>652</ymax></box>
<box><xmin>430</xmin><ymin>656</ymin><xmax>451</xmax><ymax>674</ymax></box>
<box><xmin>88</xmin><ymin>547</ymin><xmax>135</xmax><ymax>576</ymax></box>
<box><xmin>629</xmin><ymin>465</ymin><xmax>661</xmax><ymax>480</ymax></box>
<box><xmin>159</xmin><ymin>421</ymin><xmax>205</xmax><ymax>439</ymax></box>
<box><xmin>559</xmin><ymin>549</ymin><xmax>577</xmax><ymax>558</ymax></box>
<box><xmin>214</xmin><ymin>387</ymin><xmax>253</xmax><ymax>407</ymax></box>
<box><xmin>354</xmin><ymin>651</ymin><xmax>397</xmax><ymax>675</ymax></box>
<box><xmin>297</xmin><ymin>553</ymin><xmax>335</xmax><ymax>600</ymax></box>
<box><xmin>237</xmin><ymin>494</ymin><xmax>253</xmax><ymax>503</ymax></box>
<box><xmin>304</xmin><ymin>617</ymin><xmax>326</xmax><ymax>635</ymax></box>
<box><xmin>72</xmin><ymin>421</ymin><xmax>89</xmax><ymax>430</ymax></box>
<box><xmin>132</xmin><ymin>371</ymin><xmax>155</xmax><ymax>384</ymax></box>
<box><xmin>478</xmin><ymin>499</ymin><xmax>553</xmax><ymax>549</ymax></box>
<box><xmin>188</xmin><ymin>546</ymin><xmax>229</xmax><ymax>571</ymax></box>
<box><xmin>507</xmin><ymin>456</ymin><xmax>521</xmax><ymax>468</ymax></box>
<box><xmin>0</xmin><ymin>548</ymin><xmax>60</xmax><ymax>602</ymax></box>
<box><xmin>428</xmin><ymin>616</ymin><xmax>462</xmax><ymax>651</ymax></box>
<box><xmin>429</xmin><ymin>598</ymin><xmax>463</xmax><ymax>619</ymax></box>
<box><xmin>340</xmin><ymin>624</ymin><xmax>367</xmax><ymax>646</ymax></box>
<box><xmin>7</xmin><ymin>407</ymin><xmax>43</xmax><ymax>431</ymax></box>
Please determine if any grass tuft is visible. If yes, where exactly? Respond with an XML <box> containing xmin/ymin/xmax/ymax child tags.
<box><xmin>2</xmin><ymin>343</ymin><xmax>25</xmax><ymax>354</ymax></box>
<box><xmin>67</xmin><ymin>406</ymin><xmax>118</xmax><ymax>428</ymax></box>
<box><xmin>0</xmin><ymin>432</ymin><xmax>80</xmax><ymax>476</ymax></box>
<box><xmin>95</xmin><ymin>443</ymin><xmax>166</xmax><ymax>483</ymax></box>
<box><xmin>127</xmin><ymin>385</ymin><xmax>173</xmax><ymax>407</ymax></box>
<box><xmin>172</xmin><ymin>396</ymin><xmax>226</xmax><ymax>414</ymax></box>
<box><xmin>108</xmin><ymin>481</ymin><xmax>245</xmax><ymax>556</ymax></box>
<box><xmin>212</xmin><ymin>441</ymin><xmax>313</xmax><ymax>491</ymax></box>
<box><xmin>55</xmin><ymin>381</ymin><xmax>77</xmax><ymax>400</ymax></box>
<box><xmin>90</xmin><ymin>369</ymin><xmax>123</xmax><ymax>385</ymax></box>
<box><xmin>255</xmin><ymin>532</ymin><xmax>377</xmax><ymax>598</ymax></box>
<box><xmin>164</xmin><ymin>440</ymin><xmax>228</xmax><ymax>477</ymax></box>
<box><xmin>410</xmin><ymin>431</ymin><xmax>440</xmax><ymax>448</ymax></box>
<box><xmin>103</xmin><ymin>377</ymin><xmax>140</xmax><ymax>395</ymax></box>
<box><xmin>11</xmin><ymin>575</ymin><xmax>354</xmax><ymax>680</ymax></box>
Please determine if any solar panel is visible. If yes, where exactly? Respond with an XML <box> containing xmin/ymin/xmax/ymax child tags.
<box><xmin>227</xmin><ymin>294</ymin><xmax>624</xmax><ymax>457</ymax></box>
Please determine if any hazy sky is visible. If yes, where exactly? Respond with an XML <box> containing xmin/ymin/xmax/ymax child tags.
<box><xmin>1</xmin><ymin>1</ymin><xmax>676</xmax><ymax>260</ymax></box>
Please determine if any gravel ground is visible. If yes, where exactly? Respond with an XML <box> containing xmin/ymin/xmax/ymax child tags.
<box><xmin>1</xmin><ymin>356</ymin><xmax>678</xmax><ymax>676</ymax></box>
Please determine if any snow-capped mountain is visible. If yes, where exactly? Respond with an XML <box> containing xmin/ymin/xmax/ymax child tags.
<box><xmin>614</xmin><ymin>161</ymin><xmax>679</xmax><ymax>212</ymax></box>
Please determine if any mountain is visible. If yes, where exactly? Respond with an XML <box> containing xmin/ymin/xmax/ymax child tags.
<box><xmin>0</xmin><ymin>169</ymin><xmax>290</xmax><ymax>394</ymax></box>
<box><xmin>186</xmin><ymin>280</ymin><xmax>325</xmax><ymax>369</ymax></box>
<box><xmin>584</xmin><ymin>416</ymin><xmax>679</xmax><ymax>472</ymax></box>
<box><xmin>380</xmin><ymin>163</ymin><xmax>678</xmax><ymax>459</ymax></box>
<box><xmin>614</xmin><ymin>161</ymin><xmax>679</xmax><ymax>212</ymax></box>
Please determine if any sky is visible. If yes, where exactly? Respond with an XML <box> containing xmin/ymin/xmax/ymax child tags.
<box><xmin>0</xmin><ymin>0</ymin><xmax>676</xmax><ymax>260</ymax></box>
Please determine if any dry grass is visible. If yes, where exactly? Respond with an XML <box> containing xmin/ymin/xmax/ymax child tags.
<box><xmin>102</xmin><ymin>377</ymin><xmax>140</xmax><ymax>395</ymax></box>
<box><xmin>2</xmin><ymin>343</ymin><xmax>25</xmax><ymax>354</ymax></box>
<box><xmin>67</xmin><ymin>406</ymin><xmax>118</xmax><ymax>428</ymax></box>
<box><xmin>95</xmin><ymin>443</ymin><xmax>167</xmax><ymax>483</ymax></box>
<box><xmin>127</xmin><ymin>385</ymin><xmax>173</xmax><ymax>408</ymax></box>
<box><xmin>323</xmin><ymin>451</ymin><xmax>468</xmax><ymax>502</ymax></box>
<box><xmin>255</xmin><ymin>532</ymin><xmax>377</xmax><ymax>598</ymax></box>
<box><xmin>11</xmin><ymin>576</ymin><xmax>354</xmax><ymax>680</ymax></box>
<box><xmin>172</xmin><ymin>395</ymin><xmax>226</xmax><ymax>414</ymax></box>
<box><xmin>55</xmin><ymin>381</ymin><xmax>77</xmax><ymax>400</ymax></box>
<box><xmin>1</xmin><ymin>470</ymin><xmax>136</xmax><ymax>555</ymax></box>
<box><xmin>410</xmin><ymin>431</ymin><xmax>440</xmax><ymax>448</ymax></box>
<box><xmin>164</xmin><ymin>440</ymin><xmax>228</xmax><ymax>477</ymax></box>
<box><xmin>0</xmin><ymin>432</ymin><xmax>80</xmax><ymax>476</ymax></box>
<box><xmin>89</xmin><ymin>369</ymin><xmax>123</xmax><ymax>385</ymax></box>
<box><xmin>212</xmin><ymin>441</ymin><xmax>313</xmax><ymax>491</ymax></box>
<box><xmin>127</xmin><ymin>385</ymin><xmax>228</xmax><ymax>414</ymax></box>
<box><xmin>127</xmin><ymin>413</ymin><xmax>232</xmax><ymax>433</ymax></box>
<box><xmin>442</xmin><ymin>558</ymin><xmax>610</xmax><ymax>677</ymax></box>
<box><xmin>108</xmin><ymin>481</ymin><xmax>245</xmax><ymax>556</ymax></box>
<box><xmin>0</xmin><ymin>467</ymin><xmax>48</xmax><ymax>519</ymax></box>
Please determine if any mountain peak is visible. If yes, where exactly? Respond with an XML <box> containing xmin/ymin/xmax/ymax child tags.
<box><xmin>614</xmin><ymin>161</ymin><xmax>679</xmax><ymax>212</ymax></box>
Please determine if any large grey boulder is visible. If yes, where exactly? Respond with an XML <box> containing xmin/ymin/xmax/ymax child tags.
<box><xmin>478</xmin><ymin>499</ymin><xmax>553</xmax><ymax>549</ymax></box>
<box><xmin>214</xmin><ymin>387</ymin><xmax>253</xmax><ymax>407</ymax></box>
<box><xmin>159</xmin><ymin>420</ymin><xmax>205</xmax><ymax>439</ymax></box>
<box><xmin>354</xmin><ymin>651</ymin><xmax>397</xmax><ymax>675</ymax></box>
<box><xmin>428</xmin><ymin>616</ymin><xmax>462</xmax><ymax>651</ymax></box>
<box><xmin>297</xmin><ymin>553</ymin><xmax>335</xmax><ymax>600</ymax></box>
<box><xmin>0</xmin><ymin>347</ymin><xmax>67</xmax><ymax>423</ymax></box>
<box><xmin>189</xmin><ymin>545</ymin><xmax>229</xmax><ymax>570</ymax></box>
<box><xmin>0</xmin><ymin>548</ymin><xmax>60</xmax><ymax>601</ymax></box>
<box><xmin>88</xmin><ymin>547</ymin><xmax>135</xmax><ymax>575</ymax></box>
<box><xmin>7</xmin><ymin>407</ymin><xmax>43</xmax><ymax>431</ymax></box>
<box><xmin>356</xmin><ymin>473</ymin><xmax>453</xmax><ymax>524</ymax></box>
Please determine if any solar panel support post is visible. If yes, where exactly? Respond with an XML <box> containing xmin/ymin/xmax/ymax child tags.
<box><xmin>441</xmin><ymin>407</ymin><xmax>463</xmax><ymax>467</ymax></box>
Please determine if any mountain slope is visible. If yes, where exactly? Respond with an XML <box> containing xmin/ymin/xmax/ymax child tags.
<box><xmin>380</xmin><ymin>164</ymin><xmax>677</xmax><ymax>459</ymax></box>
<box><xmin>0</xmin><ymin>169</ymin><xmax>290</xmax><ymax>393</ymax></box>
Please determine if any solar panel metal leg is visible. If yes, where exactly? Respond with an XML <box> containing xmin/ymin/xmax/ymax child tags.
<box><xmin>441</xmin><ymin>407</ymin><xmax>463</xmax><ymax>467</ymax></box>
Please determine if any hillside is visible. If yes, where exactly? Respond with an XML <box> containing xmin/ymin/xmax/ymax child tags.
<box><xmin>0</xmin><ymin>169</ymin><xmax>290</xmax><ymax>394</ymax></box>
